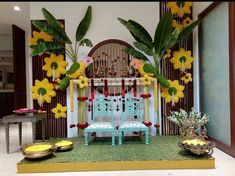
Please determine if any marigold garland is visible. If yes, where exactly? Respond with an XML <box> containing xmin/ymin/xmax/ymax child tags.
<box><xmin>77</xmin><ymin>122</ymin><xmax>89</xmax><ymax>129</ymax></box>
<box><xmin>154</xmin><ymin>78</ymin><xmax>158</xmax><ymax>112</ymax></box>
<box><xmin>70</xmin><ymin>80</ymin><xmax>74</xmax><ymax>112</ymax></box>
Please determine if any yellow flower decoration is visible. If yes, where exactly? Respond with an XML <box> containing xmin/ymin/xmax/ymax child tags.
<box><xmin>161</xmin><ymin>80</ymin><xmax>185</xmax><ymax>104</ymax></box>
<box><xmin>181</xmin><ymin>73</ymin><xmax>193</xmax><ymax>84</ymax></box>
<box><xmin>68</xmin><ymin>62</ymin><xmax>86</xmax><ymax>79</ymax></box>
<box><xmin>139</xmin><ymin>63</ymin><xmax>154</xmax><ymax>77</ymax></box>
<box><xmin>31</xmin><ymin>78</ymin><xmax>56</xmax><ymax>105</ymax></box>
<box><xmin>29</xmin><ymin>31</ymin><xmax>53</xmax><ymax>46</ymax></box>
<box><xmin>182</xmin><ymin>17</ymin><xmax>192</xmax><ymax>28</ymax></box>
<box><xmin>76</xmin><ymin>76</ymin><xmax>88</xmax><ymax>89</ymax></box>
<box><xmin>167</xmin><ymin>2</ymin><xmax>192</xmax><ymax>17</ymax></box>
<box><xmin>140</xmin><ymin>74</ymin><xmax>153</xmax><ymax>86</ymax></box>
<box><xmin>172</xmin><ymin>20</ymin><xmax>183</xmax><ymax>32</ymax></box>
<box><xmin>51</xmin><ymin>103</ymin><xmax>67</xmax><ymax>119</ymax></box>
<box><xmin>163</xmin><ymin>48</ymin><xmax>171</xmax><ymax>59</ymax></box>
<box><xmin>170</xmin><ymin>48</ymin><xmax>193</xmax><ymax>72</ymax></box>
<box><xmin>42</xmin><ymin>53</ymin><xmax>68</xmax><ymax>79</ymax></box>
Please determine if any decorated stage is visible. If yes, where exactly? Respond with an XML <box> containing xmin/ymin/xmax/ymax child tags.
<box><xmin>17</xmin><ymin>136</ymin><xmax>215</xmax><ymax>173</ymax></box>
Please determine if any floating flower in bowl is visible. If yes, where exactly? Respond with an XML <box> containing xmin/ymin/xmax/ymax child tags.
<box><xmin>13</xmin><ymin>108</ymin><xmax>38</xmax><ymax>115</ymax></box>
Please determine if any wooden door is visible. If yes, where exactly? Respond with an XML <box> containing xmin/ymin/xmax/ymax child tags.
<box><xmin>12</xmin><ymin>25</ymin><xmax>26</xmax><ymax>109</ymax></box>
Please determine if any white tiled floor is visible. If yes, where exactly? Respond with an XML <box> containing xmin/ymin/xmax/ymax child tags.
<box><xmin>0</xmin><ymin>123</ymin><xmax>235</xmax><ymax>176</ymax></box>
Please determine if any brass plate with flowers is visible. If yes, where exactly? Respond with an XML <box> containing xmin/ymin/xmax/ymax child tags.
<box><xmin>55</xmin><ymin>140</ymin><xmax>73</xmax><ymax>151</ymax></box>
<box><xmin>179</xmin><ymin>138</ymin><xmax>215</xmax><ymax>156</ymax></box>
<box><xmin>21</xmin><ymin>142</ymin><xmax>56</xmax><ymax>159</ymax></box>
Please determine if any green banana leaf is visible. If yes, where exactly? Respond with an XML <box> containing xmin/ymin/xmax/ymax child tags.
<box><xmin>163</xmin><ymin>29</ymin><xmax>180</xmax><ymax>50</ymax></box>
<box><xmin>118</xmin><ymin>18</ymin><xmax>142</xmax><ymax>43</ymax></box>
<box><xmin>42</xmin><ymin>8</ymin><xmax>72</xmax><ymax>44</ymax></box>
<box><xmin>133</xmin><ymin>42</ymin><xmax>153</xmax><ymax>56</ymax></box>
<box><xmin>117</xmin><ymin>18</ymin><xmax>153</xmax><ymax>48</ymax></box>
<box><xmin>177</xmin><ymin>19</ymin><xmax>201</xmax><ymax>42</ymax></box>
<box><xmin>79</xmin><ymin>38</ymin><xmax>93</xmax><ymax>47</ymax></box>
<box><xmin>143</xmin><ymin>63</ymin><xmax>158</xmax><ymax>74</ymax></box>
<box><xmin>123</xmin><ymin>47</ymin><xmax>150</xmax><ymax>62</ymax></box>
<box><xmin>32</xmin><ymin>20</ymin><xmax>70</xmax><ymax>44</ymax></box>
<box><xmin>31</xmin><ymin>42</ymin><xmax>63</xmax><ymax>57</ymax></box>
<box><xmin>59</xmin><ymin>76</ymin><xmax>71</xmax><ymax>91</ymax></box>
<box><xmin>128</xmin><ymin>20</ymin><xmax>153</xmax><ymax>48</ymax></box>
<box><xmin>76</xmin><ymin>6</ymin><xmax>92</xmax><ymax>42</ymax></box>
<box><xmin>154</xmin><ymin>72</ymin><xmax>170</xmax><ymax>88</ymax></box>
<box><xmin>66</xmin><ymin>62</ymin><xmax>80</xmax><ymax>74</ymax></box>
<box><xmin>154</xmin><ymin>12</ymin><xmax>173</xmax><ymax>55</ymax></box>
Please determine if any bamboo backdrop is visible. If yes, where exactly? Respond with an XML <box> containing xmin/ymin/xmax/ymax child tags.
<box><xmin>160</xmin><ymin>2</ymin><xmax>194</xmax><ymax>135</ymax></box>
<box><xmin>32</xmin><ymin>20</ymin><xmax>67</xmax><ymax>139</ymax></box>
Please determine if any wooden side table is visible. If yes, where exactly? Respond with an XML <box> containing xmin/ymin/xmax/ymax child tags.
<box><xmin>2</xmin><ymin>113</ymin><xmax>47</xmax><ymax>154</ymax></box>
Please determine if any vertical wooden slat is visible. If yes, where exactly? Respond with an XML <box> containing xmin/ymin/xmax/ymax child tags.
<box><xmin>31</xmin><ymin>20</ymin><xmax>67</xmax><ymax>139</ymax></box>
<box><xmin>160</xmin><ymin>2</ymin><xmax>194</xmax><ymax>135</ymax></box>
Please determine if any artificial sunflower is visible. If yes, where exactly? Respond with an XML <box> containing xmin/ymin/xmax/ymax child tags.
<box><xmin>140</xmin><ymin>74</ymin><xmax>153</xmax><ymax>86</ymax></box>
<box><xmin>42</xmin><ymin>53</ymin><xmax>68</xmax><ymax>79</ymax></box>
<box><xmin>51</xmin><ymin>103</ymin><xmax>67</xmax><ymax>119</ymax></box>
<box><xmin>182</xmin><ymin>17</ymin><xmax>193</xmax><ymax>28</ymax></box>
<box><xmin>170</xmin><ymin>48</ymin><xmax>194</xmax><ymax>72</ymax></box>
<box><xmin>29</xmin><ymin>31</ymin><xmax>53</xmax><ymax>46</ymax></box>
<box><xmin>161</xmin><ymin>80</ymin><xmax>185</xmax><ymax>104</ymax></box>
<box><xmin>181</xmin><ymin>72</ymin><xmax>193</xmax><ymax>84</ymax></box>
<box><xmin>76</xmin><ymin>76</ymin><xmax>89</xmax><ymax>89</ymax></box>
<box><xmin>31</xmin><ymin>78</ymin><xmax>56</xmax><ymax>105</ymax></box>
<box><xmin>163</xmin><ymin>48</ymin><xmax>172</xmax><ymax>59</ymax></box>
<box><xmin>172</xmin><ymin>20</ymin><xmax>183</xmax><ymax>32</ymax></box>
<box><xmin>167</xmin><ymin>2</ymin><xmax>193</xmax><ymax>17</ymax></box>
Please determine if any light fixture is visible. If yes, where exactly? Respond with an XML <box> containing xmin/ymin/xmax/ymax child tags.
<box><xmin>14</xmin><ymin>6</ymin><xmax>20</xmax><ymax>11</ymax></box>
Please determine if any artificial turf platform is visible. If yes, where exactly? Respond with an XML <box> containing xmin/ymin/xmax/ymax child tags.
<box><xmin>17</xmin><ymin>135</ymin><xmax>215</xmax><ymax>173</ymax></box>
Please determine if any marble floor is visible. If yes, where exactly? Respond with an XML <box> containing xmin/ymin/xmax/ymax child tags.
<box><xmin>0</xmin><ymin>122</ymin><xmax>235</xmax><ymax>176</ymax></box>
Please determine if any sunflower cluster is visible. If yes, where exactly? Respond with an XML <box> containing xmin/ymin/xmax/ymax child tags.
<box><xmin>156</xmin><ymin>2</ymin><xmax>194</xmax><ymax>105</ymax></box>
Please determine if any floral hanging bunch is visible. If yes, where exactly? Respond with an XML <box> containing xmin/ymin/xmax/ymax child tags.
<box><xmin>118</xmin><ymin>2</ymin><xmax>199</xmax><ymax>105</ymax></box>
<box><xmin>30</xmin><ymin>6</ymin><xmax>94</xmax><ymax>112</ymax></box>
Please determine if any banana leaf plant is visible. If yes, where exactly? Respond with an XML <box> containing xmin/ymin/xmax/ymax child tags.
<box><xmin>31</xmin><ymin>6</ymin><xmax>93</xmax><ymax>90</ymax></box>
<box><xmin>118</xmin><ymin>12</ymin><xmax>200</xmax><ymax>88</ymax></box>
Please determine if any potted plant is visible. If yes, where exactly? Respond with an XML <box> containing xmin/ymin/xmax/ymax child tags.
<box><xmin>167</xmin><ymin>108</ymin><xmax>214</xmax><ymax>156</ymax></box>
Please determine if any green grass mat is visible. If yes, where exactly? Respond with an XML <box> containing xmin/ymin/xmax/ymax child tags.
<box><xmin>18</xmin><ymin>135</ymin><xmax>213</xmax><ymax>164</ymax></box>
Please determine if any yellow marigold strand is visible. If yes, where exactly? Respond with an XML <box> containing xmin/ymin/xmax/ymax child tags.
<box><xmin>154</xmin><ymin>78</ymin><xmax>158</xmax><ymax>112</ymax></box>
<box><xmin>70</xmin><ymin>80</ymin><xmax>74</xmax><ymax>112</ymax></box>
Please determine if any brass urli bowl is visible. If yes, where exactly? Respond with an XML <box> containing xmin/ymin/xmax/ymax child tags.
<box><xmin>55</xmin><ymin>141</ymin><xmax>74</xmax><ymax>151</ymax></box>
<box><xmin>21</xmin><ymin>142</ymin><xmax>56</xmax><ymax>159</ymax></box>
<box><xmin>179</xmin><ymin>139</ymin><xmax>215</xmax><ymax>156</ymax></box>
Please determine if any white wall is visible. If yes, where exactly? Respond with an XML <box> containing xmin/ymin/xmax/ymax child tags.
<box><xmin>30</xmin><ymin>2</ymin><xmax>159</xmax><ymax>137</ymax></box>
<box><xmin>193</xmin><ymin>2</ymin><xmax>213</xmax><ymax>111</ymax></box>
<box><xmin>0</xmin><ymin>35</ymin><xmax>12</xmax><ymax>50</ymax></box>
<box><xmin>30</xmin><ymin>2</ymin><xmax>158</xmax><ymax>45</ymax></box>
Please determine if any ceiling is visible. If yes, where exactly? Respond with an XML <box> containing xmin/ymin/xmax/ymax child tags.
<box><xmin>0</xmin><ymin>2</ymin><xmax>30</xmax><ymax>34</ymax></box>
